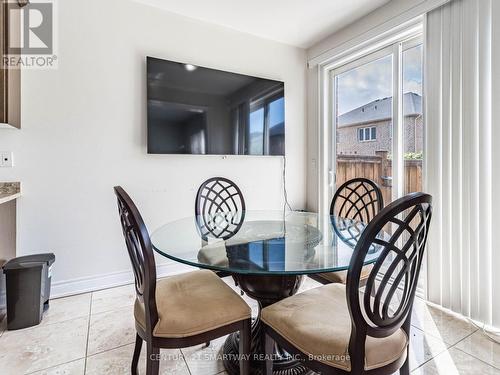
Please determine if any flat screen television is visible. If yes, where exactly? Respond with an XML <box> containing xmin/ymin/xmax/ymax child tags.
<box><xmin>147</xmin><ymin>57</ymin><xmax>285</xmax><ymax>155</ymax></box>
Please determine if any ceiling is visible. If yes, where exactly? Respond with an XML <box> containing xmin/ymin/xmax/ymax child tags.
<box><xmin>133</xmin><ymin>0</ymin><xmax>391</xmax><ymax>48</ymax></box>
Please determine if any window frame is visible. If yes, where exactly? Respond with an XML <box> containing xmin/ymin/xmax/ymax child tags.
<box><xmin>247</xmin><ymin>89</ymin><xmax>285</xmax><ymax>155</ymax></box>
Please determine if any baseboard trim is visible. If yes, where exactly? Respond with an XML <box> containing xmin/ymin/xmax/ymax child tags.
<box><xmin>51</xmin><ymin>262</ymin><xmax>193</xmax><ymax>299</ymax></box>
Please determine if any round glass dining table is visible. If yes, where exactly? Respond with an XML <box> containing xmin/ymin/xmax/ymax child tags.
<box><xmin>151</xmin><ymin>210</ymin><xmax>381</xmax><ymax>375</ymax></box>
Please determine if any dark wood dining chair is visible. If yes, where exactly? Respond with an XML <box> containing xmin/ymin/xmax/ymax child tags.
<box><xmin>310</xmin><ymin>178</ymin><xmax>384</xmax><ymax>286</ymax></box>
<box><xmin>114</xmin><ymin>186</ymin><xmax>251</xmax><ymax>375</ymax></box>
<box><xmin>195</xmin><ymin>177</ymin><xmax>246</xmax><ymax>280</ymax></box>
<box><xmin>195</xmin><ymin>177</ymin><xmax>246</xmax><ymax>241</ymax></box>
<box><xmin>262</xmin><ymin>192</ymin><xmax>432</xmax><ymax>375</ymax></box>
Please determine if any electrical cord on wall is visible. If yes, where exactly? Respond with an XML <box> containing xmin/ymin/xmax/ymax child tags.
<box><xmin>282</xmin><ymin>155</ymin><xmax>293</xmax><ymax>213</ymax></box>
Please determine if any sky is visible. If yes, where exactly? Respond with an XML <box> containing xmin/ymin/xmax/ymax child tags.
<box><xmin>336</xmin><ymin>45</ymin><xmax>422</xmax><ymax>115</ymax></box>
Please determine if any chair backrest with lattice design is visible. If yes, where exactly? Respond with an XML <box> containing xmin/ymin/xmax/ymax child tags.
<box><xmin>346</xmin><ymin>192</ymin><xmax>432</xmax><ymax>341</ymax></box>
<box><xmin>331</xmin><ymin>178</ymin><xmax>384</xmax><ymax>223</ymax></box>
<box><xmin>195</xmin><ymin>177</ymin><xmax>246</xmax><ymax>241</ymax></box>
<box><xmin>331</xmin><ymin>178</ymin><xmax>384</xmax><ymax>248</ymax></box>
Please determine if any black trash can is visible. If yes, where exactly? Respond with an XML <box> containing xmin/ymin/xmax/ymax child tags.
<box><xmin>3</xmin><ymin>253</ymin><xmax>55</xmax><ymax>330</ymax></box>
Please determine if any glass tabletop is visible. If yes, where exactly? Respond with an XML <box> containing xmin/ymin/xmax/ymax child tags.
<box><xmin>151</xmin><ymin>210</ymin><xmax>383</xmax><ymax>275</ymax></box>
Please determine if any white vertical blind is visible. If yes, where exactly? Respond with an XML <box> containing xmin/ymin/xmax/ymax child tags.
<box><xmin>492</xmin><ymin>0</ymin><xmax>500</xmax><ymax>329</ymax></box>
<box><xmin>425</xmin><ymin>0</ymin><xmax>500</xmax><ymax>327</ymax></box>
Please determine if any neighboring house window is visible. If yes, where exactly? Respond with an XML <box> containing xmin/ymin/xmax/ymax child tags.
<box><xmin>358</xmin><ymin>126</ymin><xmax>376</xmax><ymax>141</ymax></box>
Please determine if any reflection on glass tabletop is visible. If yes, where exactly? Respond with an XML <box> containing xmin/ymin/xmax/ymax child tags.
<box><xmin>151</xmin><ymin>210</ymin><xmax>383</xmax><ymax>275</ymax></box>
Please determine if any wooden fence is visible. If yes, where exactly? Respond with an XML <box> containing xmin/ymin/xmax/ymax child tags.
<box><xmin>336</xmin><ymin>151</ymin><xmax>423</xmax><ymax>205</ymax></box>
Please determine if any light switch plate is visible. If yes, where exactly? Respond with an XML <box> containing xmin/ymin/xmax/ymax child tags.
<box><xmin>0</xmin><ymin>152</ymin><xmax>14</xmax><ymax>167</ymax></box>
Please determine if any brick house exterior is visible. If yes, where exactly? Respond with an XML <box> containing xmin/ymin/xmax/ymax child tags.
<box><xmin>336</xmin><ymin>92</ymin><xmax>422</xmax><ymax>156</ymax></box>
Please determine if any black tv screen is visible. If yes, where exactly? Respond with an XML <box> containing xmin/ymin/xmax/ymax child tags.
<box><xmin>147</xmin><ymin>57</ymin><xmax>285</xmax><ymax>155</ymax></box>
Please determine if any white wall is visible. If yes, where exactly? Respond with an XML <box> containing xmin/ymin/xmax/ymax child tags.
<box><xmin>0</xmin><ymin>0</ymin><xmax>307</xmax><ymax>296</ymax></box>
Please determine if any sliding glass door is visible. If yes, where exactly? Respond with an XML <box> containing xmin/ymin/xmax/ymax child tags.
<box><xmin>329</xmin><ymin>36</ymin><xmax>423</xmax><ymax>206</ymax></box>
<box><xmin>332</xmin><ymin>50</ymin><xmax>395</xmax><ymax>206</ymax></box>
<box><xmin>327</xmin><ymin>35</ymin><xmax>425</xmax><ymax>297</ymax></box>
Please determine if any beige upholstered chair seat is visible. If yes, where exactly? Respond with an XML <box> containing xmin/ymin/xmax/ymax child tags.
<box><xmin>261</xmin><ymin>283</ymin><xmax>408</xmax><ymax>372</ymax></box>
<box><xmin>317</xmin><ymin>264</ymin><xmax>374</xmax><ymax>284</ymax></box>
<box><xmin>135</xmin><ymin>270</ymin><xmax>251</xmax><ymax>338</ymax></box>
<box><xmin>197</xmin><ymin>241</ymin><xmax>229</xmax><ymax>267</ymax></box>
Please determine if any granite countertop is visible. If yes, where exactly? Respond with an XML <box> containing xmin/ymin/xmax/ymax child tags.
<box><xmin>0</xmin><ymin>182</ymin><xmax>21</xmax><ymax>205</ymax></box>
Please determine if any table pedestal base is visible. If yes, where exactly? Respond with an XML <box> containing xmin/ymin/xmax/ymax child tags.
<box><xmin>222</xmin><ymin>274</ymin><xmax>313</xmax><ymax>375</ymax></box>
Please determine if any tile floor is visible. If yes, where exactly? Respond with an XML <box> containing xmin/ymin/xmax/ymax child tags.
<box><xmin>0</xmin><ymin>276</ymin><xmax>499</xmax><ymax>374</ymax></box>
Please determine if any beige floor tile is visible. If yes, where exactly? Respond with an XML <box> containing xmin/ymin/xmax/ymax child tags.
<box><xmin>91</xmin><ymin>284</ymin><xmax>136</xmax><ymax>315</ymax></box>
<box><xmin>87</xmin><ymin>307</ymin><xmax>136</xmax><ymax>356</ymax></box>
<box><xmin>411</xmin><ymin>299</ymin><xmax>477</xmax><ymax>345</ymax></box>
<box><xmin>0</xmin><ymin>317</ymin><xmax>88</xmax><ymax>374</ymax></box>
<box><xmin>85</xmin><ymin>343</ymin><xmax>189</xmax><ymax>375</ymax></box>
<box><xmin>181</xmin><ymin>335</ymin><xmax>227</xmax><ymax>375</ymax></box>
<box><xmin>3</xmin><ymin>280</ymin><xmax>496</xmax><ymax>375</ymax></box>
<box><xmin>408</xmin><ymin>327</ymin><xmax>448</xmax><ymax>370</ymax></box>
<box><xmin>27</xmin><ymin>359</ymin><xmax>85</xmax><ymax>375</ymax></box>
<box><xmin>41</xmin><ymin>294</ymin><xmax>91</xmax><ymax>326</ymax></box>
<box><xmin>412</xmin><ymin>347</ymin><xmax>500</xmax><ymax>374</ymax></box>
<box><xmin>454</xmin><ymin>330</ymin><xmax>500</xmax><ymax>370</ymax></box>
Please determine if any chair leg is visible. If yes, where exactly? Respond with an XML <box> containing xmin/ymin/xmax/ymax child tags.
<box><xmin>146</xmin><ymin>344</ymin><xmax>160</xmax><ymax>375</ymax></box>
<box><xmin>263</xmin><ymin>330</ymin><xmax>274</xmax><ymax>375</ymax></box>
<box><xmin>400</xmin><ymin>351</ymin><xmax>410</xmax><ymax>375</ymax></box>
<box><xmin>239</xmin><ymin>318</ymin><xmax>251</xmax><ymax>375</ymax></box>
<box><xmin>132</xmin><ymin>334</ymin><xmax>143</xmax><ymax>375</ymax></box>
